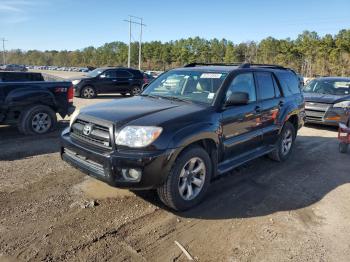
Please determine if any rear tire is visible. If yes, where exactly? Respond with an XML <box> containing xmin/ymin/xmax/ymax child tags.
<box><xmin>130</xmin><ymin>86</ymin><xmax>141</xmax><ymax>96</ymax></box>
<box><xmin>157</xmin><ymin>146</ymin><xmax>212</xmax><ymax>211</ymax></box>
<box><xmin>339</xmin><ymin>143</ymin><xmax>348</xmax><ymax>154</ymax></box>
<box><xmin>80</xmin><ymin>86</ymin><xmax>96</xmax><ymax>99</ymax></box>
<box><xmin>268</xmin><ymin>121</ymin><xmax>296</xmax><ymax>162</ymax></box>
<box><xmin>18</xmin><ymin>105</ymin><xmax>57</xmax><ymax>135</ymax></box>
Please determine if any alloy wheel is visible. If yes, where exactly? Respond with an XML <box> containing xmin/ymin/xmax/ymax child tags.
<box><xmin>83</xmin><ymin>87</ymin><xmax>95</xmax><ymax>98</ymax></box>
<box><xmin>178</xmin><ymin>157</ymin><xmax>206</xmax><ymax>201</ymax></box>
<box><xmin>31</xmin><ymin>112</ymin><xmax>51</xmax><ymax>133</ymax></box>
<box><xmin>281</xmin><ymin>128</ymin><xmax>293</xmax><ymax>156</ymax></box>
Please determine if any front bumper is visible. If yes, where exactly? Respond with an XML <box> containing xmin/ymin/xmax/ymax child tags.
<box><xmin>305</xmin><ymin>105</ymin><xmax>347</xmax><ymax>126</ymax></box>
<box><xmin>60</xmin><ymin>128</ymin><xmax>178</xmax><ymax>189</ymax></box>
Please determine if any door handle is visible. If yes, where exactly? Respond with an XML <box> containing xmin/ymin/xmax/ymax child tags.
<box><xmin>255</xmin><ymin>106</ymin><xmax>261</xmax><ymax>113</ymax></box>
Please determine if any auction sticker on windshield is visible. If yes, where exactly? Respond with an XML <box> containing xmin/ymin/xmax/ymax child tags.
<box><xmin>200</xmin><ymin>73</ymin><xmax>222</xmax><ymax>79</ymax></box>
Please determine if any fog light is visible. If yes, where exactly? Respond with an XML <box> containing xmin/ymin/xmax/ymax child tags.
<box><xmin>121</xmin><ymin>168</ymin><xmax>142</xmax><ymax>182</ymax></box>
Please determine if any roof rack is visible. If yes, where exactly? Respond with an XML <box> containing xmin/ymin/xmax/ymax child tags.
<box><xmin>184</xmin><ymin>62</ymin><xmax>288</xmax><ymax>70</ymax></box>
<box><xmin>184</xmin><ymin>63</ymin><xmax>242</xmax><ymax>67</ymax></box>
<box><xmin>240</xmin><ymin>63</ymin><xmax>287</xmax><ymax>70</ymax></box>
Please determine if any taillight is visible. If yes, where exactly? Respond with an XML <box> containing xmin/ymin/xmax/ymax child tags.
<box><xmin>67</xmin><ymin>86</ymin><xmax>74</xmax><ymax>103</ymax></box>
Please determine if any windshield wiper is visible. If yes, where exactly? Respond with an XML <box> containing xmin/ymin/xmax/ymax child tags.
<box><xmin>140</xmin><ymin>94</ymin><xmax>162</xmax><ymax>99</ymax></box>
<box><xmin>158</xmin><ymin>96</ymin><xmax>192</xmax><ymax>103</ymax></box>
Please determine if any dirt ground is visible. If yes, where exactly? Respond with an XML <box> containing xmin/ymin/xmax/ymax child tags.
<box><xmin>1</xmin><ymin>75</ymin><xmax>350</xmax><ymax>261</ymax></box>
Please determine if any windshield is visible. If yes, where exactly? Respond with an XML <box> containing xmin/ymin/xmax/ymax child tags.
<box><xmin>142</xmin><ymin>70</ymin><xmax>228</xmax><ymax>104</ymax></box>
<box><xmin>304</xmin><ymin>79</ymin><xmax>350</xmax><ymax>95</ymax></box>
<box><xmin>86</xmin><ymin>68</ymin><xmax>103</xmax><ymax>77</ymax></box>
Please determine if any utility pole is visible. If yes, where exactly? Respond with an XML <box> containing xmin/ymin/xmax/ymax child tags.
<box><xmin>1</xmin><ymin>38</ymin><xmax>8</xmax><ymax>65</ymax></box>
<box><xmin>123</xmin><ymin>16</ymin><xmax>146</xmax><ymax>69</ymax></box>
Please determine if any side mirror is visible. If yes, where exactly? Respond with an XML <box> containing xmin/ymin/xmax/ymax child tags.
<box><xmin>142</xmin><ymin>83</ymin><xmax>149</xmax><ymax>90</ymax></box>
<box><xmin>225</xmin><ymin>92</ymin><xmax>249</xmax><ymax>106</ymax></box>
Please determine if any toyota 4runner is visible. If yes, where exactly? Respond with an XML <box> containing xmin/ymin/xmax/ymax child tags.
<box><xmin>61</xmin><ymin>63</ymin><xmax>305</xmax><ymax>210</ymax></box>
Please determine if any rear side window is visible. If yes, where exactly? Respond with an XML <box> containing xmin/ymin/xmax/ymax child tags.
<box><xmin>116</xmin><ymin>70</ymin><xmax>132</xmax><ymax>78</ymax></box>
<box><xmin>256</xmin><ymin>72</ymin><xmax>275</xmax><ymax>100</ymax></box>
<box><xmin>275</xmin><ymin>71</ymin><xmax>300</xmax><ymax>96</ymax></box>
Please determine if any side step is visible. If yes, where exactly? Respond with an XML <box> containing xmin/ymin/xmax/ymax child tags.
<box><xmin>217</xmin><ymin>146</ymin><xmax>275</xmax><ymax>175</ymax></box>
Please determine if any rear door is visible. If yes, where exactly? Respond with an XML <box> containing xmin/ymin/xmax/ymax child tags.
<box><xmin>221</xmin><ymin>72</ymin><xmax>263</xmax><ymax>160</ymax></box>
<box><xmin>255</xmin><ymin>71</ymin><xmax>283</xmax><ymax>146</ymax></box>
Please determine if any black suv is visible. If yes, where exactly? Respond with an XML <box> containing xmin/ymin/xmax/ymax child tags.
<box><xmin>61</xmin><ymin>63</ymin><xmax>305</xmax><ymax>210</ymax></box>
<box><xmin>72</xmin><ymin>67</ymin><xmax>144</xmax><ymax>98</ymax></box>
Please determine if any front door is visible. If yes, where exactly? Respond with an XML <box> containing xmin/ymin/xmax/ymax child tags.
<box><xmin>221</xmin><ymin>72</ymin><xmax>263</xmax><ymax>160</ymax></box>
<box><xmin>97</xmin><ymin>70</ymin><xmax>117</xmax><ymax>93</ymax></box>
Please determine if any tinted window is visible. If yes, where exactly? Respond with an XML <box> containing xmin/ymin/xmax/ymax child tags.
<box><xmin>256</xmin><ymin>72</ymin><xmax>275</xmax><ymax>100</ymax></box>
<box><xmin>272</xmin><ymin>75</ymin><xmax>281</xmax><ymax>97</ymax></box>
<box><xmin>275</xmin><ymin>71</ymin><xmax>300</xmax><ymax>96</ymax></box>
<box><xmin>116</xmin><ymin>70</ymin><xmax>132</xmax><ymax>78</ymax></box>
<box><xmin>226</xmin><ymin>73</ymin><xmax>256</xmax><ymax>103</ymax></box>
<box><xmin>104</xmin><ymin>70</ymin><xmax>116</xmax><ymax>78</ymax></box>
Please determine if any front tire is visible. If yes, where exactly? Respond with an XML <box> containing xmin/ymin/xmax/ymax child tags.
<box><xmin>157</xmin><ymin>146</ymin><xmax>212</xmax><ymax>211</ymax></box>
<box><xmin>269</xmin><ymin>121</ymin><xmax>296</xmax><ymax>162</ymax></box>
<box><xmin>80</xmin><ymin>86</ymin><xmax>96</xmax><ymax>99</ymax></box>
<box><xmin>18</xmin><ymin>105</ymin><xmax>57</xmax><ymax>135</ymax></box>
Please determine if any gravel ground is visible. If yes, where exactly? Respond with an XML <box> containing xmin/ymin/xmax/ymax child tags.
<box><xmin>1</xmin><ymin>72</ymin><xmax>350</xmax><ymax>261</ymax></box>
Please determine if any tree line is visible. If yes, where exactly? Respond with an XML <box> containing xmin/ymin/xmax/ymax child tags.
<box><xmin>5</xmin><ymin>29</ymin><xmax>350</xmax><ymax>77</ymax></box>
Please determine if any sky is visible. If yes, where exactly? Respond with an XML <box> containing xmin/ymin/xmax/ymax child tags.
<box><xmin>0</xmin><ymin>0</ymin><xmax>349</xmax><ymax>51</ymax></box>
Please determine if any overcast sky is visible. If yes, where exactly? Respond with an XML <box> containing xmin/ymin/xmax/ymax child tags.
<box><xmin>0</xmin><ymin>0</ymin><xmax>349</xmax><ymax>51</ymax></box>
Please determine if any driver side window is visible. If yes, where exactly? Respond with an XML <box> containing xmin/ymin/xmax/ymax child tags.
<box><xmin>225</xmin><ymin>73</ymin><xmax>256</xmax><ymax>103</ymax></box>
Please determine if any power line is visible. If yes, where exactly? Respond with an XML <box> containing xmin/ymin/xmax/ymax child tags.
<box><xmin>123</xmin><ymin>16</ymin><xmax>146</xmax><ymax>70</ymax></box>
<box><xmin>1</xmin><ymin>38</ymin><xmax>8</xmax><ymax>65</ymax></box>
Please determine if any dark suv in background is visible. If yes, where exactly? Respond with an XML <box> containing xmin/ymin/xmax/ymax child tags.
<box><xmin>72</xmin><ymin>67</ymin><xmax>144</xmax><ymax>98</ymax></box>
<box><xmin>61</xmin><ymin>63</ymin><xmax>305</xmax><ymax>210</ymax></box>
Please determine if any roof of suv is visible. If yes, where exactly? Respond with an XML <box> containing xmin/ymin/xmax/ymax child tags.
<box><xmin>176</xmin><ymin>63</ymin><xmax>295</xmax><ymax>73</ymax></box>
<box><xmin>98</xmin><ymin>67</ymin><xmax>140</xmax><ymax>71</ymax></box>
<box><xmin>317</xmin><ymin>77</ymin><xmax>350</xmax><ymax>81</ymax></box>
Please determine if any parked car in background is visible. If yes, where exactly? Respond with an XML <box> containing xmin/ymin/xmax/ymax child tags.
<box><xmin>144</xmin><ymin>70</ymin><xmax>163</xmax><ymax>78</ymax></box>
<box><xmin>61</xmin><ymin>62</ymin><xmax>304</xmax><ymax>210</ymax></box>
<box><xmin>304</xmin><ymin>77</ymin><xmax>350</xmax><ymax>126</ymax></box>
<box><xmin>0</xmin><ymin>71</ymin><xmax>75</xmax><ymax>135</ymax></box>
<box><xmin>143</xmin><ymin>72</ymin><xmax>155</xmax><ymax>84</ymax></box>
<box><xmin>0</xmin><ymin>64</ymin><xmax>27</xmax><ymax>72</ymax></box>
<box><xmin>71</xmin><ymin>67</ymin><xmax>144</xmax><ymax>98</ymax></box>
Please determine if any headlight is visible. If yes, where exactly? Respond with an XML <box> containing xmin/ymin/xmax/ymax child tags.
<box><xmin>72</xmin><ymin>80</ymin><xmax>81</xmax><ymax>85</ymax></box>
<box><xmin>69</xmin><ymin>109</ymin><xmax>80</xmax><ymax>126</ymax></box>
<box><xmin>333</xmin><ymin>101</ymin><xmax>350</xmax><ymax>108</ymax></box>
<box><xmin>115</xmin><ymin>126</ymin><xmax>163</xmax><ymax>148</ymax></box>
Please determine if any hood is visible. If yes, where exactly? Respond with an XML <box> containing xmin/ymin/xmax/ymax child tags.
<box><xmin>303</xmin><ymin>92</ymin><xmax>350</xmax><ymax>104</ymax></box>
<box><xmin>70</xmin><ymin>75</ymin><xmax>90</xmax><ymax>81</ymax></box>
<box><xmin>79</xmin><ymin>96</ymin><xmax>205</xmax><ymax>126</ymax></box>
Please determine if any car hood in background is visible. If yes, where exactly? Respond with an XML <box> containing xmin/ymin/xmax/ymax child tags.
<box><xmin>69</xmin><ymin>76</ymin><xmax>90</xmax><ymax>81</ymax></box>
<box><xmin>303</xmin><ymin>92</ymin><xmax>350</xmax><ymax>104</ymax></box>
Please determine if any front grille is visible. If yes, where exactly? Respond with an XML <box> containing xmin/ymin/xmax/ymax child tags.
<box><xmin>305</xmin><ymin>102</ymin><xmax>331</xmax><ymax>122</ymax></box>
<box><xmin>70</xmin><ymin>119</ymin><xmax>111</xmax><ymax>148</ymax></box>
